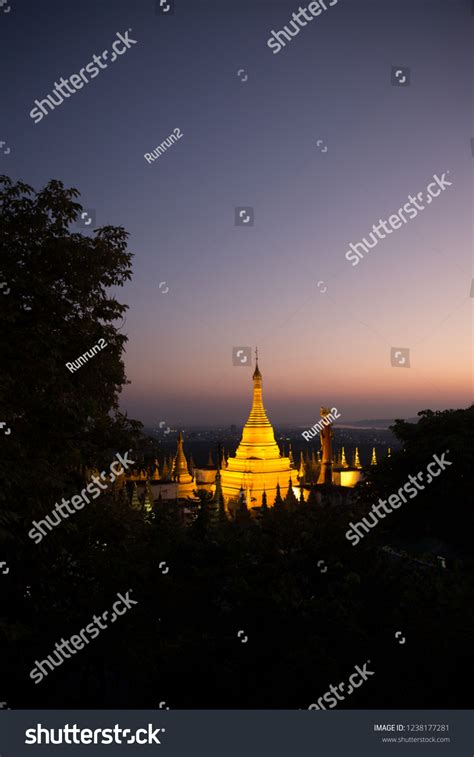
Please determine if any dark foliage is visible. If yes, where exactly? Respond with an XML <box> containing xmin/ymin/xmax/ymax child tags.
<box><xmin>1</xmin><ymin>178</ymin><xmax>472</xmax><ymax>709</ymax></box>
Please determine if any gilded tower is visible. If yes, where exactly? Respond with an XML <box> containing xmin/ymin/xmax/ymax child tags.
<box><xmin>317</xmin><ymin>407</ymin><xmax>334</xmax><ymax>484</ymax></box>
<box><xmin>220</xmin><ymin>352</ymin><xmax>298</xmax><ymax>507</ymax></box>
<box><xmin>171</xmin><ymin>431</ymin><xmax>195</xmax><ymax>498</ymax></box>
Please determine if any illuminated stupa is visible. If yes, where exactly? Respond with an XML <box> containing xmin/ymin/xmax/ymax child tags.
<box><xmin>171</xmin><ymin>431</ymin><xmax>196</xmax><ymax>499</ymax></box>
<box><xmin>220</xmin><ymin>351</ymin><xmax>299</xmax><ymax>507</ymax></box>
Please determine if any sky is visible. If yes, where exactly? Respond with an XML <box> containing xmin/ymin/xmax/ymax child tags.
<box><xmin>2</xmin><ymin>0</ymin><xmax>472</xmax><ymax>426</ymax></box>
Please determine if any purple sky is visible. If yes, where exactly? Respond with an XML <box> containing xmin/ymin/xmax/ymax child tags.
<box><xmin>3</xmin><ymin>0</ymin><xmax>472</xmax><ymax>425</ymax></box>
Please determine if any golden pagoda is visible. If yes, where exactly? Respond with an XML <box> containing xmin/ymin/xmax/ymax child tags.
<box><xmin>354</xmin><ymin>447</ymin><xmax>362</xmax><ymax>469</ymax></box>
<box><xmin>340</xmin><ymin>447</ymin><xmax>348</xmax><ymax>468</ymax></box>
<box><xmin>171</xmin><ymin>431</ymin><xmax>195</xmax><ymax>498</ymax></box>
<box><xmin>220</xmin><ymin>351</ymin><xmax>299</xmax><ymax>507</ymax></box>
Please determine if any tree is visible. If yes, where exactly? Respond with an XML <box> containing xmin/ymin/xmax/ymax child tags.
<box><xmin>355</xmin><ymin>406</ymin><xmax>474</xmax><ymax>548</ymax></box>
<box><xmin>0</xmin><ymin>175</ymin><xmax>142</xmax><ymax>512</ymax></box>
<box><xmin>188</xmin><ymin>489</ymin><xmax>214</xmax><ymax>537</ymax></box>
<box><xmin>0</xmin><ymin>176</ymin><xmax>142</xmax><ymax>684</ymax></box>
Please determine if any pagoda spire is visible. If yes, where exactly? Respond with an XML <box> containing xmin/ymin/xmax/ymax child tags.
<box><xmin>174</xmin><ymin>432</ymin><xmax>187</xmax><ymax>480</ymax></box>
<box><xmin>253</xmin><ymin>346</ymin><xmax>261</xmax><ymax>380</ymax></box>
<box><xmin>341</xmin><ymin>447</ymin><xmax>348</xmax><ymax>468</ymax></box>
<box><xmin>274</xmin><ymin>481</ymin><xmax>283</xmax><ymax>508</ymax></box>
<box><xmin>370</xmin><ymin>447</ymin><xmax>377</xmax><ymax>465</ymax></box>
<box><xmin>298</xmin><ymin>451</ymin><xmax>305</xmax><ymax>481</ymax></box>
<box><xmin>234</xmin><ymin>351</ymin><xmax>281</xmax><ymax>462</ymax></box>
<box><xmin>212</xmin><ymin>467</ymin><xmax>227</xmax><ymax>524</ymax></box>
<box><xmin>131</xmin><ymin>482</ymin><xmax>140</xmax><ymax>509</ymax></box>
<box><xmin>213</xmin><ymin>466</ymin><xmax>223</xmax><ymax>505</ymax></box>
<box><xmin>220</xmin><ymin>351</ymin><xmax>300</xmax><ymax>507</ymax></box>
<box><xmin>354</xmin><ymin>447</ymin><xmax>362</xmax><ymax>469</ymax></box>
<box><xmin>285</xmin><ymin>477</ymin><xmax>297</xmax><ymax>508</ymax></box>
<box><xmin>144</xmin><ymin>480</ymin><xmax>154</xmax><ymax>512</ymax></box>
<box><xmin>220</xmin><ymin>447</ymin><xmax>227</xmax><ymax>469</ymax></box>
<box><xmin>288</xmin><ymin>443</ymin><xmax>294</xmax><ymax>467</ymax></box>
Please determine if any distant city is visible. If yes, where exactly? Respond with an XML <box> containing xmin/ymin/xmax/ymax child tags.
<box><xmin>142</xmin><ymin>421</ymin><xmax>400</xmax><ymax>469</ymax></box>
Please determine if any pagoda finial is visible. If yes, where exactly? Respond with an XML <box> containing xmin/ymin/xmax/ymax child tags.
<box><xmin>253</xmin><ymin>347</ymin><xmax>262</xmax><ymax>381</ymax></box>
<box><xmin>288</xmin><ymin>443</ymin><xmax>294</xmax><ymax>467</ymax></box>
